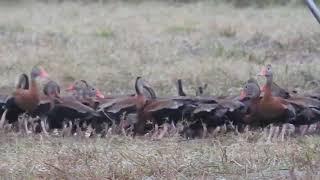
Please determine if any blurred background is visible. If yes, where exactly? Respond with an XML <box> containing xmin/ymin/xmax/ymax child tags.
<box><xmin>0</xmin><ymin>0</ymin><xmax>319</xmax><ymax>96</ymax></box>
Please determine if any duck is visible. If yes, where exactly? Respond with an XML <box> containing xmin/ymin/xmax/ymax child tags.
<box><xmin>97</xmin><ymin>77</ymin><xmax>156</xmax><ymax>135</ymax></box>
<box><xmin>0</xmin><ymin>73</ymin><xmax>29</xmax><ymax>130</ymax></box>
<box><xmin>66</xmin><ymin>80</ymin><xmax>104</xmax><ymax>109</ymax></box>
<box><xmin>241</xmin><ymin>64</ymin><xmax>295</xmax><ymax>142</ymax></box>
<box><xmin>0</xmin><ymin>67</ymin><xmax>48</xmax><ymax>133</ymax></box>
<box><xmin>31</xmin><ymin>80</ymin><xmax>61</xmax><ymax>135</ymax></box>
<box><xmin>138</xmin><ymin>96</ymin><xmax>196</xmax><ymax>139</ymax></box>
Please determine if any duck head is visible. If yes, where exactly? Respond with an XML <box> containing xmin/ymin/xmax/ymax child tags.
<box><xmin>240</xmin><ymin>81</ymin><xmax>261</xmax><ymax>99</ymax></box>
<box><xmin>87</xmin><ymin>85</ymin><xmax>105</xmax><ymax>99</ymax></box>
<box><xmin>66</xmin><ymin>80</ymin><xmax>104</xmax><ymax>99</ymax></box>
<box><xmin>66</xmin><ymin>80</ymin><xmax>88</xmax><ymax>91</ymax></box>
<box><xmin>258</xmin><ymin>64</ymin><xmax>273</xmax><ymax>77</ymax></box>
<box><xmin>30</xmin><ymin>66</ymin><xmax>49</xmax><ymax>80</ymax></box>
<box><xmin>135</xmin><ymin>77</ymin><xmax>156</xmax><ymax>99</ymax></box>
<box><xmin>43</xmin><ymin>80</ymin><xmax>61</xmax><ymax>98</ymax></box>
<box><xmin>15</xmin><ymin>73</ymin><xmax>29</xmax><ymax>89</ymax></box>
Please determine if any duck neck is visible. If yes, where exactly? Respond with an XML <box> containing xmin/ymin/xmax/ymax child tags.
<box><xmin>177</xmin><ymin>80</ymin><xmax>186</xmax><ymax>96</ymax></box>
<box><xmin>263</xmin><ymin>75</ymin><xmax>273</xmax><ymax>99</ymax></box>
<box><xmin>135</xmin><ymin>79</ymin><xmax>142</xmax><ymax>96</ymax></box>
<box><xmin>29</xmin><ymin>76</ymin><xmax>39</xmax><ymax>98</ymax></box>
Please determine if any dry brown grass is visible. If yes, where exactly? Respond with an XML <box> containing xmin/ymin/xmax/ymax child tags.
<box><xmin>1</xmin><ymin>132</ymin><xmax>320</xmax><ymax>179</ymax></box>
<box><xmin>0</xmin><ymin>1</ymin><xmax>320</xmax><ymax>179</ymax></box>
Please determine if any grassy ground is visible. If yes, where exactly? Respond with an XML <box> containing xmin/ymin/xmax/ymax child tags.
<box><xmin>0</xmin><ymin>0</ymin><xmax>320</xmax><ymax>179</ymax></box>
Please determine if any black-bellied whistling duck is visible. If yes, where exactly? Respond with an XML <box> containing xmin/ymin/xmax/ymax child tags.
<box><xmin>66</xmin><ymin>80</ymin><xmax>89</xmax><ymax>99</ymax></box>
<box><xmin>187</xmin><ymin>93</ymin><xmax>246</xmax><ymax>138</ymax></box>
<box><xmin>0</xmin><ymin>73</ymin><xmax>29</xmax><ymax>129</ymax></box>
<box><xmin>239</xmin><ymin>79</ymin><xmax>262</xmax><ymax>125</ymax></box>
<box><xmin>175</xmin><ymin>79</ymin><xmax>246</xmax><ymax>138</ymax></box>
<box><xmin>47</xmin><ymin>89</ymin><xmax>102</xmax><ymax>136</ymax></box>
<box><xmin>284</xmin><ymin>96</ymin><xmax>320</xmax><ymax>135</ymax></box>
<box><xmin>1</xmin><ymin>67</ymin><xmax>48</xmax><ymax>133</ymax></box>
<box><xmin>66</xmin><ymin>80</ymin><xmax>104</xmax><ymax>109</ymax></box>
<box><xmin>66</xmin><ymin>79</ymin><xmax>104</xmax><ymax>98</ymax></box>
<box><xmin>259</xmin><ymin>81</ymin><xmax>320</xmax><ymax>136</ymax></box>
<box><xmin>97</xmin><ymin>77</ymin><xmax>156</xmax><ymax>134</ymax></box>
<box><xmin>242</xmin><ymin>64</ymin><xmax>295</xmax><ymax>142</ymax></box>
<box><xmin>31</xmin><ymin>80</ymin><xmax>61</xmax><ymax>135</ymax></box>
<box><xmin>137</xmin><ymin>97</ymin><xmax>196</xmax><ymax>138</ymax></box>
<box><xmin>141</xmin><ymin>81</ymin><xmax>221</xmax><ymax>139</ymax></box>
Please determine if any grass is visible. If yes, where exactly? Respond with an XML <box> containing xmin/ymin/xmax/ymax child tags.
<box><xmin>0</xmin><ymin>0</ymin><xmax>320</xmax><ymax>178</ymax></box>
<box><xmin>1</xmin><ymin>132</ymin><xmax>320</xmax><ymax>179</ymax></box>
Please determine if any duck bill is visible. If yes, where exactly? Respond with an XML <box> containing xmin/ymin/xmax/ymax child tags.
<box><xmin>40</xmin><ymin>69</ymin><xmax>49</xmax><ymax>78</ymax></box>
<box><xmin>260</xmin><ymin>85</ymin><xmax>266</xmax><ymax>92</ymax></box>
<box><xmin>239</xmin><ymin>90</ymin><xmax>247</xmax><ymax>99</ymax></box>
<box><xmin>257</xmin><ymin>67</ymin><xmax>267</xmax><ymax>76</ymax></box>
<box><xmin>95</xmin><ymin>89</ymin><xmax>105</xmax><ymax>99</ymax></box>
<box><xmin>66</xmin><ymin>84</ymin><xmax>75</xmax><ymax>91</ymax></box>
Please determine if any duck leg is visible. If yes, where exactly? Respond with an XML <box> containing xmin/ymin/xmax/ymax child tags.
<box><xmin>234</xmin><ymin>125</ymin><xmax>240</xmax><ymax>135</ymax></box>
<box><xmin>212</xmin><ymin>126</ymin><xmax>221</xmax><ymax>136</ymax></box>
<box><xmin>316</xmin><ymin>122</ymin><xmax>320</xmax><ymax>134</ymax></box>
<box><xmin>266</xmin><ymin>124</ymin><xmax>275</xmax><ymax>143</ymax></box>
<box><xmin>62</xmin><ymin>121</ymin><xmax>68</xmax><ymax>137</ymax></box>
<box><xmin>40</xmin><ymin>116</ymin><xmax>49</xmax><ymax>136</ymax></box>
<box><xmin>75</xmin><ymin>119</ymin><xmax>82</xmax><ymax>136</ymax></box>
<box><xmin>244</xmin><ymin>125</ymin><xmax>250</xmax><ymax>133</ymax></box>
<box><xmin>201</xmin><ymin>121</ymin><xmax>208</xmax><ymax>138</ymax></box>
<box><xmin>273</xmin><ymin>125</ymin><xmax>280</xmax><ymax>141</ymax></box>
<box><xmin>85</xmin><ymin>124</ymin><xmax>93</xmax><ymax>138</ymax></box>
<box><xmin>0</xmin><ymin>109</ymin><xmax>8</xmax><ymax>129</ymax></box>
<box><xmin>170</xmin><ymin>121</ymin><xmax>177</xmax><ymax>135</ymax></box>
<box><xmin>67</xmin><ymin>121</ymin><xmax>73</xmax><ymax>137</ymax></box>
<box><xmin>300</xmin><ymin>125</ymin><xmax>308</xmax><ymax>136</ymax></box>
<box><xmin>157</xmin><ymin>123</ymin><xmax>169</xmax><ymax>139</ymax></box>
<box><xmin>151</xmin><ymin>124</ymin><xmax>159</xmax><ymax>139</ymax></box>
<box><xmin>280</xmin><ymin>123</ymin><xmax>288</xmax><ymax>142</ymax></box>
<box><xmin>23</xmin><ymin>114</ymin><xmax>32</xmax><ymax>134</ymax></box>
<box><xmin>307</xmin><ymin>124</ymin><xmax>316</xmax><ymax>134</ymax></box>
<box><xmin>221</xmin><ymin>124</ymin><xmax>227</xmax><ymax>134</ymax></box>
<box><xmin>263</xmin><ymin>127</ymin><xmax>269</xmax><ymax>139</ymax></box>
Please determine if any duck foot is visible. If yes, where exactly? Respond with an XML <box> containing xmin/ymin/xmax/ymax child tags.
<box><xmin>212</xmin><ymin>126</ymin><xmax>221</xmax><ymax>136</ymax></box>
<box><xmin>169</xmin><ymin>121</ymin><xmax>177</xmax><ymax>136</ymax></box>
<box><xmin>85</xmin><ymin>124</ymin><xmax>93</xmax><ymax>138</ymax></box>
<box><xmin>52</xmin><ymin>129</ymin><xmax>59</xmax><ymax>136</ymax></box>
<box><xmin>273</xmin><ymin>126</ymin><xmax>280</xmax><ymax>141</ymax></box>
<box><xmin>300</xmin><ymin>125</ymin><xmax>308</xmax><ymax>136</ymax></box>
<box><xmin>151</xmin><ymin>124</ymin><xmax>159</xmax><ymax>140</ymax></box>
<box><xmin>307</xmin><ymin>123</ymin><xmax>317</xmax><ymax>134</ymax></box>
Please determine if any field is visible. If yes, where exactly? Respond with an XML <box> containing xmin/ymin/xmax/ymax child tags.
<box><xmin>0</xmin><ymin>0</ymin><xmax>320</xmax><ymax>179</ymax></box>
